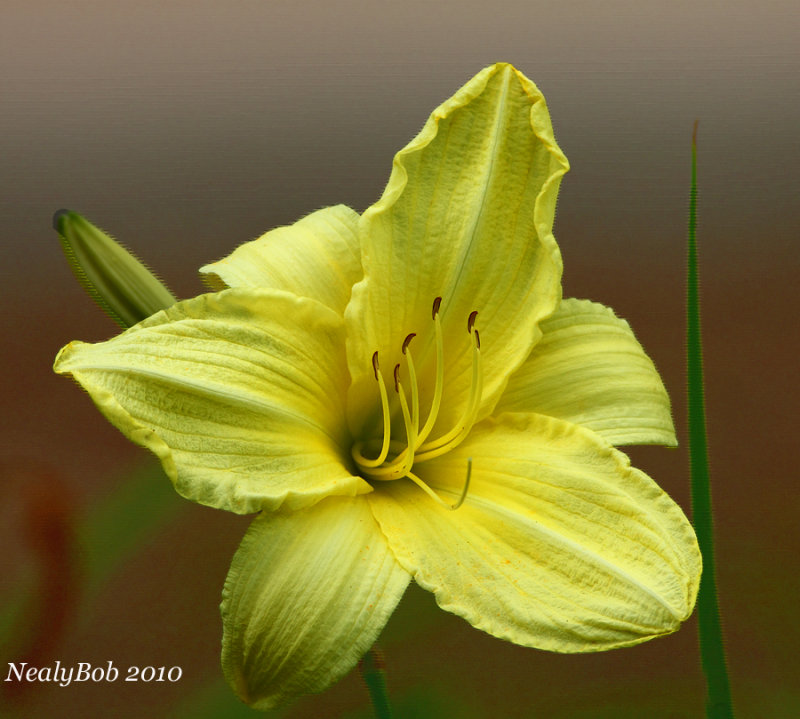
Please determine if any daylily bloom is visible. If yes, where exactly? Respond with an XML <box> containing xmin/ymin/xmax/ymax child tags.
<box><xmin>54</xmin><ymin>63</ymin><xmax>701</xmax><ymax>710</ymax></box>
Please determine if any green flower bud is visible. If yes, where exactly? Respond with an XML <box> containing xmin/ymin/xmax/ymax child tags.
<box><xmin>54</xmin><ymin>210</ymin><xmax>177</xmax><ymax>328</ymax></box>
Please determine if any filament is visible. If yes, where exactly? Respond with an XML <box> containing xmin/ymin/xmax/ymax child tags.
<box><xmin>402</xmin><ymin>333</ymin><xmax>419</xmax><ymax>434</ymax></box>
<box><xmin>414</xmin><ymin>320</ymin><xmax>482</xmax><ymax>462</ymax></box>
<box><xmin>350</xmin><ymin>352</ymin><xmax>391</xmax><ymax>468</ymax></box>
<box><xmin>415</xmin><ymin>297</ymin><xmax>444</xmax><ymax>447</ymax></box>
<box><xmin>406</xmin><ymin>458</ymin><xmax>472</xmax><ymax>510</ymax></box>
<box><xmin>367</xmin><ymin>365</ymin><xmax>417</xmax><ymax>479</ymax></box>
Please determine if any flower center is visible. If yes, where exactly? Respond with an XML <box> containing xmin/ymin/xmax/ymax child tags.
<box><xmin>351</xmin><ymin>297</ymin><xmax>482</xmax><ymax>510</ymax></box>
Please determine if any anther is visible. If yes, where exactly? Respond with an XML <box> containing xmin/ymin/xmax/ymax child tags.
<box><xmin>467</xmin><ymin>310</ymin><xmax>478</xmax><ymax>332</ymax></box>
<box><xmin>474</xmin><ymin>329</ymin><xmax>480</xmax><ymax>350</ymax></box>
<box><xmin>371</xmin><ymin>351</ymin><xmax>380</xmax><ymax>380</ymax></box>
<box><xmin>393</xmin><ymin>364</ymin><xmax>401</xmax><ymax>393</ymax></box>
<box><xmin>402</xmin><ymin>333</ymin><xmax>416</xmax><ymax>354</ymax></box>
<box><xmin>432</xmin><ymin>296</ymin><xmax>442</xmax><ymax>319</ymax></box>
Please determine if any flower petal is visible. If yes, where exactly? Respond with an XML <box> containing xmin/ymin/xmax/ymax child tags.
<box><xmin>54</xmin><ymin>289</ymin><xmax>369</xmax><ymax>514</ymax></box>
<box><xmin>368</xmin><ymin>413</ymin><xmax>700</xmax><ymax>652</ymax></box>
<box><xmin>495</xmin><ymin>298</ymin><xmax>677</xmax><ymax>446</ymax></box>
<box><xmin>201</xmin><ymin>205</ymin><xmax>362</xmax><ymax>316</ymax></box>
<box><xmin>345</xmin><ymin>63</ymin><xmax>568</xmax><ymax>434</ymax></box>
<box><xmin>221</xmin><ymin>496</ymin><xmax>410</xmax><ymax>710</ymax></box>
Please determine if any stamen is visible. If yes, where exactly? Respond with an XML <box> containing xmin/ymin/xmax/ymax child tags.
<box><xmin>369</xmin><ymin>365</ymin><xmax>416</xmax><ymax>479</ymax></box>
<box><xmin>350</xmin><ymin>352</ymin><xmax>392</xmax><ymax>469</ymax></box>
<box><xmin>402</xmin><ymin>334</ymin><xmax>419</xmax><ymax>432</ymax></box>
<box><xmin>415</xmin><ymin>297</ymin><xmax>445</xmax><ymax>447</ymax></box>
<box><xmin>414</xmin><ymin>318</ymin><xmax>482</xmax><ymax>462</ymax></box>
<box><xmin>352</xmin><ymin>299</ymin><xmax>483</xmax><ymax>506</ymax></box>
<box><xmin>406</xmin><ymin>458</ymin><xmax>472</xmax><ymax>511</ymax></box>
<box><xmin>371</xmin><ymin>350</ymin><xmax>380</xmax><ymax>379</ymax></box>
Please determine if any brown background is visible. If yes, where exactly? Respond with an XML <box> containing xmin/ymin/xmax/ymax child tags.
<box><xmin>1</xmin><ymin>1</ymin><xmax>798</xmax><ymax>717</ymax></box>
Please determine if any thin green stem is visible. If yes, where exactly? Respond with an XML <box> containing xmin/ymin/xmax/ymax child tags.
<box><xmin>359</xmin><ymin>647</ymin><xmax>392</xmax><ymax>719</ymax></box>
<box><xmin>687</xmin><ymin>121</ymin><xmax>735</xmax><ymax>719</ymax></box>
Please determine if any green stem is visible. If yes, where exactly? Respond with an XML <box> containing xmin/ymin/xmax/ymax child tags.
<box><xmin>359</xmin><ymin>647</ymin><xmax>393</xmax><ymax>719</ymax></box>
<box><xmin>687</xmin><ymin>121</ymin><xmax>735</xmax><ymax>719</ymax></box>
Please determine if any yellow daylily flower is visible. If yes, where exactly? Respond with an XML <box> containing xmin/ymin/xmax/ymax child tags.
<box><xmin>54</xmin><ymin>63</ymin><xmax>701</xmax><ymax>710</ymax></box>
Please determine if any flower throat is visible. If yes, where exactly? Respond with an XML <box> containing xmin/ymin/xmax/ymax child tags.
<box><xmin>351</xmin><ymin>297</ymin><xmax>482</xmax><ymax>509</ymax></box>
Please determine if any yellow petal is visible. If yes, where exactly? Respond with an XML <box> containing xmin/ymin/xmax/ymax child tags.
<box><xmin>368</xmin><ymin>413</ymin><xmax>700</xmax><ymax>652</ymax></box>
<box><xmin>201</xmin><ymin>205</ymin><xmax>362</xmax><ymax>316</ymax></box>
<box><xmin>221</xmin><ymin>496</ymin><xmax>410</xmax><ymax>710</ymax></box>
<box><xmin>496</xmin><ymin>298</ymin><xmax>677</xmax><ymax>446</ymax></box>
<box><xmin>345</xmin><ymin>63</ymin><xmax>568</xmax><ymax>435</ymax></box>
<box><xmin>54</xmin><ymin>289</ymin><xmax>368</xmax><ymax>514</ymax></box>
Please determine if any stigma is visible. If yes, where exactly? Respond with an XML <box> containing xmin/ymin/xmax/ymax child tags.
<box><xmin>351</xmin><ymin>297</ymin><xmax>482</xmax><ymax>509</ymax></box>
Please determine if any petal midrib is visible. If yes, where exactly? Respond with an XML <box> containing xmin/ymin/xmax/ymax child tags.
<box><xmin>73</xmin><ymin>363</ymin><xmax>345</xmax><ymax>447</ymax></box>
<box><xmin>445</xmin><ymin>69</ymin><xmax>511</xmax><ymax>303</ymax></box>
<box><xmin>466</xmin><ymin>492</ymin><xmax>687</xmax><ymax>621</ymax></box>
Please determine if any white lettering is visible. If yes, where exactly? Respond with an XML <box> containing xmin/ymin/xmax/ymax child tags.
<box><xmin>5</xmin><ymin>660</ymin><xmax>158</xmax><ymax>686</ymax></box>
<box><xmin>57</xmin><ymin>662</ymin><xmax>75</xmax><ymax>688</ymax></box>
<box><xmin>106</xmin><ymin>661</ymin><xmax>119</xmax><ymax>682</ymax></box>
<box><xmin>5</xmin><ymin>663</ymin><xmax>27</xmax><ymax>681</ymax></box>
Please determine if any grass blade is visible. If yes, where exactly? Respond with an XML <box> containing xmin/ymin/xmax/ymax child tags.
<box><xmin>687</xmin><ymin>121</ymin><xmax>735</xmax><ymax>719</ymax></box>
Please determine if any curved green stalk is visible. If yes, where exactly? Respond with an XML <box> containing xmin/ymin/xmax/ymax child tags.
<box><xmin>687</xmin><ymin>121</ymin><xmax>735</xmax><ymax>719</ymax></box>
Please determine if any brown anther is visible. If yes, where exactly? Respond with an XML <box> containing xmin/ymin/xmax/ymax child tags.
<box><xmin>402</xmin><ymin>333</ymin><xmax>416</xmax><ymax>354</ymax></box>
<box><xmin>474</xmin><ymin>329</ymin><xmax>481</xmax><ymax>350</ymax></box>
<box><xmin>371</xmin><ymin>351</ymin><xmax>380</xmax><ymax>380</ymax></box>
<box><xmin>432</xmin><ymin>296</ymin><xmax>442</xmax><ymax>319</ymax></box>
<box><xmin>393</xmin><ymin>364</ymin><xmax>401</xmax><ymax>392</ymax></box>
<box><xmin>467</xmin><ymin>311</ymin><xmax>478</xmax><ymax>333</ymax></box>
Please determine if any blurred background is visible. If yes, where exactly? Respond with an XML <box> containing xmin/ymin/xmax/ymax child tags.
<box><xmin>1</xmin><ymin>1</ymin><xmax>798</xmax><ymax>717</ymax></box>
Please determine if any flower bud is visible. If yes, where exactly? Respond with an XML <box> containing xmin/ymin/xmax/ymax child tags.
<box><xmin>54</xmin><ymin>210</ymin><xmax>177</xmax><ymax>328</ymax></box>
